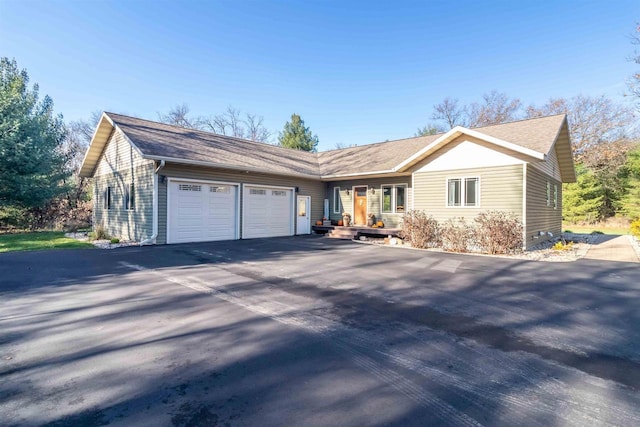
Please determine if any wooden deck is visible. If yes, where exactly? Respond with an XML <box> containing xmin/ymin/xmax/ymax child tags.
<box><xmin>312</xmin><ymin>225</ymin><xmax>402</xmax><ymax>240</ymax></box>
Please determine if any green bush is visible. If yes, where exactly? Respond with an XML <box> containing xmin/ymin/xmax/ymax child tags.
<box><xmin>110</xmin><ymin>238</ymin><xmax>120</xmax><ymax>244</ymax></box>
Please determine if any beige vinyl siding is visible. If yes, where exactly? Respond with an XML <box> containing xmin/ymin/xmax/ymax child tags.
<box><xmin>157</xmin><ymin>163</ymin><xmax>324</xmax><ymax>244</ymax></box>
<box><xmin>94</xmin><ymin>129</ymin><xmax>150</xmax><ymax>177</ymax></box>
<box><xmin>93</xmin><ymin>162</ymin><xmax>155</xmax><ymax>241</ymax></box>
<box><xmin>412</xmin><ymin>164</ymin><xmax>523</xmax><ymax>222</ymax></box>
<box><xmin>325</xmin><ymin>176</ymin><xmax>412</xmax><ymax>228</ymax></box>
<box><xmin>525</xmin><ymin>165</ymin><xmax>562</xmax><ymax>248</ymax></box>
<box><xmin>530</xmin><ymin>142</ymin><xmax>562</xmax><ymax>181</ymax></box>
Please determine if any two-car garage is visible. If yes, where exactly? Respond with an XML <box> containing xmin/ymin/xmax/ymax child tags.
<box><xmin>166</xmin><ymin>179</ymin><xmax>295</xmax><ymax>244</ymax></box>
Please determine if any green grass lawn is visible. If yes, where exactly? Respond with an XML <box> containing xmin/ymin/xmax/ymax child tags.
<box><xmin>0</xmin><ymin>231</ymin><xmax>94</xmax><ymax>253</ymax></box>
<box><xmin>562</xmin><ymin>224</ymin><xmax>630</xmax><ymax>235</ymax></box>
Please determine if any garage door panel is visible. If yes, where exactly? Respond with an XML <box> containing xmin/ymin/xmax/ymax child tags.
<box><xmin>168</xmin><ymin>180</ymin><xmax>238</xmax><ymax>244</ymax></box>
<box><xmin>243</xmin><ymin>186</ymin><xmax>293</xmax><ymax>239</ymax></box>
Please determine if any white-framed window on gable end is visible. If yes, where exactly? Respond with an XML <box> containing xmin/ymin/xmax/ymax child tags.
<box><xmin>553</xmin><ymin>183</ymin><xmax>558</xmax><ymax>209</ymax></box>
<box><xmin>447</xmin><ymin>177</ymin><xmax>479</xmax><ymax>207</ymax></box>
<box><xmin>333</xmin><ymin>187</ymin><xmax>342</xmax><ymax>214</ymax></box>
<box><xmin>381</xmin><ymin>184</ymin><xmax>407</xmax><ymax>213</ymax></box>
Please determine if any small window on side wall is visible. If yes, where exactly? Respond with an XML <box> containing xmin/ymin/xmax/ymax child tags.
<box><xmin>333</xmin><ymin>187</ymin><xmax>342</xmax><ymax>214</ymax></box>
<box><xmin>447</xmin><ymin>177</ymin><xmax>478</xmax><ymax>207</ymax></box>
<box><xmin>125</xmin><ymin>183</ymin><xmax>135</xmax><ymax>210</ymax></box>
<box><xmin>104</xmin><ymin>186</ymin><xmax>112</xmax><ymax>210</ymax></box>
<box><xmin>553</xmin><ymin>184</ymin><xmax>558</xmax><ymax>209</ymax></box>
<box><xmin>546</xmin><ymin>181</ymin><xmax>551</xmax><ymax>207</ymax></box>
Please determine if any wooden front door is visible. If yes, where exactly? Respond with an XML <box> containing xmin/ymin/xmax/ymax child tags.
<box><xmin>353</xmin><ymin>186</ymin><xmax>367</xmax><ymax>225</ymax></box>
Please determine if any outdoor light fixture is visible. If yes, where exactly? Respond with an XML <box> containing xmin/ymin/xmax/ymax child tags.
<box><xmin>345</xmin><ymin>189</ymin><xmax>350</xmax><ymax>195</ymax></box>
<box><xmin>369</xmin><ymin>187</ymin><xmax>375</xmax><ymax>195</ymax></box>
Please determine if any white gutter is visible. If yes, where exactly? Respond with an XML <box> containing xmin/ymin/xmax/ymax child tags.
<box><xmin>140</xmin><ymin>160</ymin><xmax>165</xmax><ymax>245</ymax></box>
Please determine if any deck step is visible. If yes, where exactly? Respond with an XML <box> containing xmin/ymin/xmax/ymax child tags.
<box><xmin>327</xmin><ymin>229</ymin><xmax>358</xmax><ymax>239</ymax></box>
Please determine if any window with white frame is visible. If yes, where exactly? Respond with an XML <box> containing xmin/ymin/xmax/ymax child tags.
<box><xmin>553</xmin><ymin>184</ymin><xmax>558</xmax><ymax>209</ymax></box>
<box><xmin>333</xmin><ymin>187</ymin><xmax>342</xmax><ymax>214</ymax></box>
<box><xmin>546</xmin><ymin>181</ymin><xmax>551</xmax><ymax>206</ymax></box>
<box><xmin>381</xmin><ymin>184</ymin><xmax>407</xmax><ymax>213</ymax></box>
<box><xmin>447</xmin><ymin>177</ymin><xmax>479</xmax><ymax>207</ymax></box>
<box><xmin>104</xmin><ymin>186</ymin><xmax>112</xmax><ymax>210</ymax></box>
<box><xmin>125</xmin><ymin>183</ymin><xmax>135</xmax><ymax>210</ymax></box>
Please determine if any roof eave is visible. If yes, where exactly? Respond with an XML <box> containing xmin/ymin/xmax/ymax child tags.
<box><xmin>144</xmin><ymin>155</ymin><xmax>321</xmax><ymax>180</ymax></box>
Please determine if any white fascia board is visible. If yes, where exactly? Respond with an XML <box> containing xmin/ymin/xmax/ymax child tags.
<box><xmin>144</xmin><ymin>155</ymin><xmax>321</xmax><ymax>180</ymax></box>
<box><xmin>393</xmin><ymin>126</ymin><xmax>545</xmax><ymax>172</ymax></box>
<box><xmin>78</xmin><ymin>112</ymin><xmax>115</xmax><ymax>177</ymax></box>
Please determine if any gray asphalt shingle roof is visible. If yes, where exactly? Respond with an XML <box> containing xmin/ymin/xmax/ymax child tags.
<box><xmin>104</xmin><ymin>112</ymin><xmax>568</xmax><ymax>178</ymax></box>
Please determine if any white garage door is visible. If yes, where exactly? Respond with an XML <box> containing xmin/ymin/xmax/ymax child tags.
<box><xmin>167</xmin><ymin>180</ymin><xmax>238</xmax><ymax>244</ymax></box>
<box><xmin>243</xmin><ymin>186</ymin><xmax>293</xmax><ymax>239</ymax></box>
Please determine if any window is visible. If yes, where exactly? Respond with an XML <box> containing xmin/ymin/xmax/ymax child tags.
<box><xmin>553</xmin><ymin>184</ymin><xmax>558</xmax><ymax>209</ymax></box>
<box><xmin>272</xmin><ymin>190</ymin><xmax>287</xmax><ymax>196</ymax></box>
<box><xmin>210</xmin><ymin>185</ymin><xmax>230</xmax><ymax>193</ymax></box>
<box><xmin>447</xmin><ymin>177</ymin><xmax>479</xmax><ymax>207</ymax></box>
<box><xmin>250</xmin><ymin>188</ymin><xmax>267</xmax><ymax>195</ymax></box>
<box><xmin>381</xmin><ymin>184</ymin><xmax>407</xmax><ymax>213</ymax></box>
<box><xmin>179</xmin><ymin>184</ymin><xmax>201</xmax><ymax>192</ymax></box>
<box><xmin>104</xmin><ymin>186</ymin><xmax>112</xmax><ymax>210</ymax></box>
<box><xmin>125</xmin><ymin>183</ymin><xmax>135</xmax><ymax>210</ymax></box>
<box><xmin>546</xmin><ymin>181</ymin><xmax>551</xmax><ymax>206</ymax></box>
<box><xmin>333</xmin><ymin>187</ymin><xmax>342</xmax><ymax>214</ymax></box>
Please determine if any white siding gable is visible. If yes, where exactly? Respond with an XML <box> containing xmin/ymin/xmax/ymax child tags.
<box><xmin>416</xmin><ymin>140</ymin><xmax>525</xmax><ymax>173</ymax></box>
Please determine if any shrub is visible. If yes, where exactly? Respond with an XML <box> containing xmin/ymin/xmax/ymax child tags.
<box><xmin>440</xmin><ymin>218</ymin><xmax>474</xmax><ymax>253</ymax></box>
<box><xmin>91</xmin><ymin>224</ymin><xmax>109</xmax><ymax>240</ymax></box>
<box><xmin>631</xmin><ymin>219</ymin><xmax>640</xmax><ymax>238</ymax></box>
<box><xmin>474</xmin><ymin>210</ymin><xmax>523</xmax><ymax>254</ymax></box>
<box><xmin>110</xmin><ymin>238</ymin><xmax>120</xmax><ymax>244</ymax></box>
<box><xmin>399</xmin><ymin>210</ymin><xmax>440</xmax><ymax>249</ymax></box>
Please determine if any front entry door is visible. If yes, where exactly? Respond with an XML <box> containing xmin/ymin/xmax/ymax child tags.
<box><xmin>353</xmin><ymin>187</ymin><xmax>367</xmax><ymax>225</ymax></box>
<box><xmin>296</xmin><ymin>195</ymin><xmax>311</xmax><ymax>234</ymax></box>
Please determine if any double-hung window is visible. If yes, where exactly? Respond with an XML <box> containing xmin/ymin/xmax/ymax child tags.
<box><xmin>381</xmin><ymin>185</ymin><xmax>407</xmax><ymax>213</ymax></box>
<box><xmin>333</xmin><ymin>187</ymin><xmax>342</xmax><ymax>214</ymax></box>
<box><xmin>447</xmin><ymin>177</ymin><xmax>479</xmax><ymax>207</ymax></box>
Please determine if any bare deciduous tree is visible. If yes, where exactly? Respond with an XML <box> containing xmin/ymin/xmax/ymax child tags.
<box><xmin>158</xmin><ymin>103</ymin><xmax>204</xmax><ymax>129</ymax></box>
<box><xmin>245</xmin><ymin>113</ymin><xmax>271</xmax><ymax>142</ymax></box>
<box><xmin>159</xmin><ymin>104</ymin><xmax>271</xmax><ymax>143</ymax></box>
<box><xmin>431</xmin><ymin>97</ymin><xmax>467</xmax><ymax>129</ymax></box>
<box><xmin>467</xmin><ymin>91</ymin><xmax>522</xmax><ymax>127</ymax></box>
<box><xmin>526</xmin><ymin>95</ymin><xmax>635</xmax><ymax>166</ymax></box>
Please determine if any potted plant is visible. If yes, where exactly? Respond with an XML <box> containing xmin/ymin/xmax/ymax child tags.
<box><xmin>342</xmin><ymin>212</ymin><xmax>351</xmax><ymax>227</ymax></box>
<box><xmin>367</xmin><ymin>213</ymin><xmax>376</xmax><ymax>227</ymax></box>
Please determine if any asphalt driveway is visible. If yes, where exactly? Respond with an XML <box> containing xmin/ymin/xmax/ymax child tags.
<box><xmin>1</xmin><ymin>236</ymin><xmax>639</xmax><ymax>426</ymax></box>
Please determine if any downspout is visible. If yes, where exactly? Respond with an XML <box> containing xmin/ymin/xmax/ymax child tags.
<box><xmin>140</xmin><ymin>160</ymin><xmax>165</xmax><ymax>245</ymax></box>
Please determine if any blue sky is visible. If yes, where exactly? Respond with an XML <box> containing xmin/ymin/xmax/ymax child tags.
<box><xmin>1</xmin><ymin>0</ymin><xmax>638</xmax><ymax>150</ymax></box>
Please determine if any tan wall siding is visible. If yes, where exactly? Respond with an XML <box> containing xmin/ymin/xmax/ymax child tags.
<box><xmin>325</xmin><ymin>176</ymin><xmax>412</xmax><ymax>228</ymax></box>
<box><xmin>530</xmin><ymin>143</ymin><xmax>562</xmax><ymax>181</ymax></box>
<box><xmin>525</xmin><ymin>165</ymin><xmax>562</xmax><ymax>248</ymax></box>
<box><xmin>94</xmin><ymin>129</ymin><xmax>151</xmax><ymax>177</ymax></box>
<box><xmin>157</xmin><ymin>164</ymin><xmax>324</xmax><ymax>244</ymax></box>
<box><xmin>412</xmin><ymin>164</ymin><xmax>523</xmax><ymax>223</ymax></box>
<box><xmin>93</xmin><ymin>162</ymin><xmax>155</xmax><ymax>241</ymax></box>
